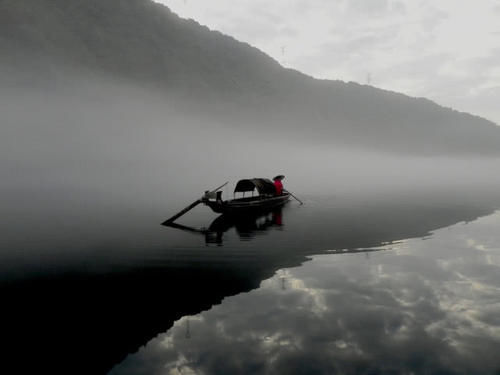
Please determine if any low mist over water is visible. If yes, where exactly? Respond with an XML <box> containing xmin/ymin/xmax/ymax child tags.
<box><xmin>2</xmin><ymin>80</ymin><xmax>500</xmax><ymax>267</ymax></box>
<box><xmin>1</xmin><ymin>77</ymin><xmax>500</xmax><ymax>270</ymax></box>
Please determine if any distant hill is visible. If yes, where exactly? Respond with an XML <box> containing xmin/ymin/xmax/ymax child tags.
<box><xmin>1</xmin><ymin>0</ymin><xmax>500</xmax><ymax>155</ymax></box>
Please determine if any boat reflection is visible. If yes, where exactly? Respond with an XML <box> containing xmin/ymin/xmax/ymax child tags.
<box><xmin>163</xmin><ymin>208</ymin><xmax>285</xmax><ymax>245</ymax></box>
<box><xmin>206</xmin><ymin>208</ymin><xmax>284</xmax><ymax>244</ymax></box>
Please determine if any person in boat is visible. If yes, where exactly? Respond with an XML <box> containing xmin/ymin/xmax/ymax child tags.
<box><xmin>273</xmin><ymin>175</ymin><xmax>285</xmax><ymax>196</ymax></box>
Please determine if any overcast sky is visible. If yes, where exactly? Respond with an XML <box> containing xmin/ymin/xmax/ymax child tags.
<box><xmin>156</xmin><ymin>0</ymin><xmax>500</xmax><ymax>125</ymax></box>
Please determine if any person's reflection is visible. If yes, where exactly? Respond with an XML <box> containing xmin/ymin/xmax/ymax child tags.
<box><xmin>272</xmin><ymin>210</ymin><xmax>283</xmax><ymax>227</ymax></box>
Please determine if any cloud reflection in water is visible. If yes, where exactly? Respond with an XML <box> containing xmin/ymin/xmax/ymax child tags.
<box><xmin>110</xmin><ymin>211</ymin><xmax>500</xmax><ymax>375</ymax></box>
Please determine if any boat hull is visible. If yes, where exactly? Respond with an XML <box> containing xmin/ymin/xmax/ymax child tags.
<box><xmin>204</xmin><ymin>193</ymin><xmax>290</xmax><ymax>215</ymax></box>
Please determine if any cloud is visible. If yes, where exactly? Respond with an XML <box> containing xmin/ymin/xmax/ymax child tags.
<box><xmin>346</xmin><ymin>0</ymin><xmax>390</xmax><ymax>15</ymax></box>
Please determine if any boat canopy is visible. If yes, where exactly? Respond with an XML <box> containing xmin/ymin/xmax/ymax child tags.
<box><xmin>234</xmin><ymin>178</ymin><xmax>276</xmax><ymax>195</ymax></box>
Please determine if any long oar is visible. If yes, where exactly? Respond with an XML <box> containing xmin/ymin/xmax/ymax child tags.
<box><xmin>162</xmin><ymin>182</ymin><xmax>228</xmax><ymax>225</ymax></box>
<box><xmin>285</xmin><ymin>189</ymin><xmax>303</xmax><ymax>205</ymax></box>
<box><xmin>162</xmin><ymin>199</ymin><xmax>202</xmax><ymax>225</ymax></box>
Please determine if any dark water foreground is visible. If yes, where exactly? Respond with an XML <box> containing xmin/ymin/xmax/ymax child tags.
<box><xmin>2</xmin><ymin>187</ymin><xmax>500</xmax><ymax>375</ymax></box>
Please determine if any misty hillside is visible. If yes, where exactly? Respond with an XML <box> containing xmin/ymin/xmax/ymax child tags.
<box><xmin>1</xmin><ymin>0</ymin><xmax>500</xmax><ymax>155</ymax></box>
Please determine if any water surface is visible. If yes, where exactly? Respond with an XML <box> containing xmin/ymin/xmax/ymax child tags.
<box><xmin>2</xmin><ymin>186</ymin><xmax>500</xmax><ymax>375</ymax></box>
<box><xmin>111</xmin><ymin>210</ymin><xmax>500</xmax><ymax>374</ymax></box>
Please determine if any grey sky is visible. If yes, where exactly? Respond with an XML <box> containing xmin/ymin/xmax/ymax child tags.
<box><xmin>156</xmin><ymin>0</ymin><xmax>500</xmax><ymax>125</ymax></box>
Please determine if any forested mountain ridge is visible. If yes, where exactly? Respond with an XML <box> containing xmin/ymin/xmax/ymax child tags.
<box><xmin>1</xmin><ymin>0</ymin><xmax>499</xmax><ymax>155</ymax></box>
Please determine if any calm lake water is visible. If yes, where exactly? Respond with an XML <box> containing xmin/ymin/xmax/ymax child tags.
<box><xmin>111</xmin><ymin>209</ymin><xmax>500</xmax><ymax>375</ymax></box>
<box><xmin>2</xmin><ymin>186</ymin><xmax>500</xmax><ymax>375</ymax></box>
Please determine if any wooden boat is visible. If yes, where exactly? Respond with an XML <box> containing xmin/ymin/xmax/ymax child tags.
<box><xmin>162</xmin><ymin>177</ymin><xmax>299</xmax><ymax>226</ymax></box>
<box><xmin>202</xmin><ymin>178</ymin><xmax>290</xmax><ymax>215</ymax></box>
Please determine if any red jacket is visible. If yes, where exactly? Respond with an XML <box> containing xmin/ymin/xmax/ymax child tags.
<box><xmin>274</xmin><ymin>180</ymin><xmax>283</xmax><ymax>195</ymax></box>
